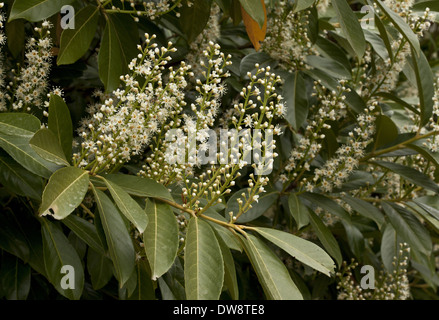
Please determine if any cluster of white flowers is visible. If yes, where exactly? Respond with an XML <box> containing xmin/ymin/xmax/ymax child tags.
<box><xmin>74</xmin><ymin>34</ymin><xmax>190</xmax><ymax>174</ymax></box>
<box><xmin>281</xmin><ymin>81</ymin><xmax>350</xmax><ymax>185</ymax></box>
<box><xmin>12</xmin><ymin>21</ymin><xmax>53</xmax><ymax>112</ymax></box>
<box><xmin>262</xmin><ymin>1</ymin><xmax>317</xmax><ymax>70</ymax></box>
<box><xmin>425</xmin><ymin>78</ymin><xmax>439</xmax><ymax>152</ymax></box>
<box><xmin>316</xmin><ymin>0</ymin><xmax>330</xmax><ymax>13</ymax></box>
<box><xmin>105</xmin><ymin>0</ymin><xmax>178</xmax><ymax>20</ymax></box>
<box><xmin>185</xmin><ymin>3</ymin><xmax>221</xmax><ymax>77</ymax></box>
<box><xmin>337</xmin><ymin>243</ymin><xmax>411</xmax><ymax>300</ymax></box>
<box><xmin>307</xmin><ymin>104</ymin><xmax>377</xmax><ymax>193</ymax></box>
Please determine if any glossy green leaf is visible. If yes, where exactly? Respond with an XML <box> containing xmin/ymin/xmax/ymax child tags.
<box><xmin>306</xmin><ymin>55</ymin><xmax>352</xmax><ymax>79</ymax></box>
<box><xmin>9</xmin><ymin>0</ymin><xmax>75</xmax><ymax>22</ymax></box>
<box><xmin>0</xmin><ymin>113</ymin><xmax>40</xmax><ymax>137</ymax></box>
<box><xmin>29</xmin><ymin>128</ymin><xmax>69</xmax><ymax>166</ymax></box>
<box><xmin>128</xmin><ymin>260</ymin><xmax>155</xmax><ymax>300</ymax></box>
<box><xmin>293</xmin><ymin>0</ymin><xmax>315</xmax><ymax>12</ymax></box>
<box><xmin>372</xmin><ymin>161</ymin><xmax>439</xmax><ymax>193</ymax></box>
<box><xmin>0</xmin><ymin>154</ymin><xmax>43</xmax><ymax>200</ymax></box>
<box><xmin>301</xmin><ymin>192</ymin><xmax>351</xmax><ymax>222</ymax></box>
<box><xmin>382</xmin><ymin>202</ymin><xmax>432</xmax><ymax>255</ymax></box>
<box><xmin>341</xmin><ymin>195</ymin><xmax>385</xmax><ymax>228</ymax></box>
<box><xmin>380</xmin><ymin>223</ymin><xmax>403</xmax><ymax>273</ymax></box>
<box><xmin>0</xmin><ymin>255</ymin><xmax>31</xmax><ymax>300</ymax></box>
<box><xmin>57</xmin><ymin>5</ymin><xmax>100</xmax><ymax>65</ymax></box>
<box><xmin>6</xmin><ymin>19</ymin><xmax>25</xmax><ymax>58</ymax></box>
<box><xmin>41</xmin><ymin>219</ymin><xmax>84</xmax><ymax>300</ymax></box>
<box><xmin>143</xmin><ymin>199</ymin><xmax>179</xmax><ymax>280</ymax></box>
<box><xmin>226</xmin><ymin>189</ymin><xmax>278</xmax><ymax>223</ymax></box>
<box><xmin>254</xmin><ymin>227</ymin><xmax>335</xmax><ymax>276</ymax></box>
<box><xmin>283</xmin><ymin>72</ymin><xmax>308</xmax><ymax>131</ymax></box>
<box><xmin>40</xmin><ymin>167</ymin><xmax>89</xmax><ymax>220</ymax></box>
<box><xmin>239</xmin><ymin>0</ymin><xmax>265</xmax><ymax>28</ymax></box>
<box><xmin>307</xmin><ymin>209</ymin><xmax>342</xmax><ymax>267</ymax></box>
<box><xmin>0</xmin><ymin>133</ymin><xmax>60</xmax><ymax>178</ymax></box>
<box><xmin>105</xmin><ymin>174</ymin><xmax>173</xmax><ymax>201</ymax></box>
<box><xmin>184</xmin><ymin>217</ymin><xmax>224</xmax><ymax>300</ymax></box>
<box><xmin>241</xmin><ymin>234</ymin><xmax>303</xmax><ymax>300</ymax></box>
<box><xmin>87</xmin><ymin>248</ymin><xmax>113</xmax><ymax>290</ymax></box>
<box><xmin>287</xmin><ymin>193</ymin><xmax>309</xmax><ymax>229</ymax></box>
<box><xmin>103</xmin><ymin>178</ymin><xmax>149</xmax><ymax>233</ymax></box>
<box><xmin>92</xmin><ymin>188</ymin><xmax>135</xmax><ymax>287</ymax></box>
<box><xmin>215</xmin><ymin>231</ymin><xmax>239</xmax><ymax>300</ymax></box>
<box><xmin>373</xmin><ymin>115</ymin><xmax>398</xmax><ymax>150</ymax></box>
<box><xmin>48</xmin><ymin>94</ymin><xmax>73</xmax><ymax>160</ymax></box>
<box><xmin>180</xmin><ymin>0</ymin><xmax>212</xmax><ymax>43</ymax></box>
<box><xmin>98</xmin><ymin>14</ymin><xmax>138</xmax><ymax>91</ymax></box>
<box><xmin>332</xmin><ymin>0</ymin><xmax>366</xmax><ymax>58</ymax></box>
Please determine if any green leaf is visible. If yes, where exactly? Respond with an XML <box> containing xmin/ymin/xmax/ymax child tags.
<box><xmin>0</xmin><ymin>255</ymin><xmax>31</xmax><ymax>300</ymax></box>
<box><xmin>40</xmin><ymin>167</ymin><xmax>89</xmax><ymax>220</ymax></box>
<box><xmin>0</xmin><ymin>154</ymin><xmax>43</xmax><ymax>200</ymax></box>
<box><xmin>332</xmin><ymin>0</ymin><xmax>366</xmax><ymax>58</ymax></box>
<box><xmin>180</xmin><ymin>0</ymin><xmax>213</xmax><ymax>43</ymax></box>
<box><xmin>41</xmin><ymin>219</ymin><xmax>84</xmax><ymax>300</ymax></box>
<box><xmin>363</xmin><ymin>29</ymin><xmax>390</xmax><ymax>61</ymax></box>
<box><xmin>239</xmin><ymin>52</ymin><xmax>275</xmax><ymax>77</ymax></box>
<box><xmin>103</xmin><ymin>178</ymin><xmax>149</xmax><ymax>233</ymax></box>
<box><xmin>373</xmin><ymin>115</ymin><xmax>398</xmax><ymax>150</ymax></box>
<box><xmin>410</xmin><ymin>49</ymin><xmax>434</xmax><ymax>126</ymax></box>
<box><xmin>306</xmin><ymin>209</ymin><xmax>342</xmax><ymax>267</ymax></box>
<box><xmin>105</xmin><ymin>174</ymin><xmax>173</xmax><ymax>201</ymax></box>
<box><xmin>92</xmin><ymin>187</ymin><xmax>135</xmax><ymax>287</ymax></box>
<box><xmin>293</xmin><ymin>0</ymin><xmax>315</xmax><ymax>12</ymax></box>
<box><xmin>372</xmin><ymin>0</ymin><xmax>421</xmax><ymax>56</ymax></box>
<box><xmin>215</xmin><ymin>230</ymin><xmax>239</xmax><ymax>300</ymax></box>
<box><xmin>9</xmin><ymin>0</ymin><xmax>75</xmax><ymax>22</ymax></box>
<box><xmin>48</xmin><ymin>94</ymin><xmax>73</xmax><ymax>160</ymax></box>
<box><xmin>287</xmin><ymin>193</ymin><xmax>309</xmax><ymax>229</ymax></box>
<box><xmin>316</xmin><ymin>36</ymin><xmax>351</xmax><ymax>71</ymax></box>
<box><xmin>206</xmin><ymin>216</ymin><xmax>242</xmax><ymax>252</ymax></box>
<box><xmin>62</xmin><ymin>214</ymin><xmax>106</xmax><ymax>255</ymax></box>
<box><xmin>128</xmin><ymin>260</ymin><xmax>155</xmax><ymax>300</ymax></box>
<box><xmin>241</xmin><ymin>234</ymin><xmax>303</xmax><ymax>300</ymax></box>
<box><xmin>29</xmin><ymin>128</ymin><xmax>69</xmax><ymax>166</ymax></box>
<box><xmin>306</xmin><ymin>55</ymin><xmax>352</xmax><ymax>79</ymax></box>
<box><xmin>412</xmin><ymin>0</ymin><xmax>439</xmax><ymax>12</ymax></box>
<box><xmin>341</xmin><ymin>221</ymin><xmax>365</xmax><ymax>258</ymax></box>
<box><xmin>253</xmin><ymin>227</ymin><xmax>335</xmax><ymax>276</ymax></box>
<box><xmin>239</xmin><ymin>0</ymin><xmax>265</xmax><ymax>28</ymax></box>
<box><xmin>98</xmin><ymin>14</ymin><xmax>138</xmax><ymax>92</ymax></box>
<box><xmin>0</xmin><ymin>133</ymin><xmax>60</xmax><ymax>178</ymax></box>
<box><xmin>382</xmin><ymin>202</ymin><xmax>432</xmax><ymax>255</ymax></box>
<box><xmin>0</xmin><ymin>113</ymin><xmax>40</xmax><ymax>137</ymax></box>
<box><xmin>300</xmin><ymin>192</ymin><xmax>351</xmax><ymax>222</ymax></box>
<box><xmin>372</xmin><ymin>161</ymin><xmax>439</xmax><ymax>193</ymax></box>
<box><xmin>6</xmin><ymin>19</ymin><xmax>25</xmax><ymax>58</ymax></box>
<box><xmin>407</xmin><ymin>139</ymin><xmax>439</xmax><ymax>168</ymax></box>
<box><xmin>184</xmin><ymin>217</ymin><xmax>224</xmax><ymax>300</ymax></box>
<box><xmin>57</xmin><ymin>5</ymin><xmax>100</xmax><ymax>65</ymax></box>
<box><xmin>341</xmin><ymin>195</ymin><xmax>385</xmax><ymax>228</ymax></box>
<box><xmin>283</xmin><ymin>72</ymin><xmax>308</xmax><ymax>131</ymax></box>
<box><xmin>380</xmin><ymin>223</ymin><xmax>403</xmax><ymax>273</ymax></box>
<box><xmin>143</xmin><ymin>199</ymin><xmax>179</xmax><ymax>280</ymax></box>
<box><xmin>87</xmin><ymin>248</ymin><xmax>113</xmax><ymax>290</ymax></box>
<box><xmin>226</xmin><ymin>189</ymin><xmax>278</xmax><ymax>223</ymax></box>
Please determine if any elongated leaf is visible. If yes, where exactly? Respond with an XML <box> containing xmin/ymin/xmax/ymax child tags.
<box><xmin>180</xmin><ymin>0</ymin><xmax>212</xmax><ymax>43</ymax></box>
<box><xmin>0</xmin><ymin>113</ymin><xmax>40</xmax><ymax>137</ymax></box>
<box><xmin>40</xmin><ymin>167</ymin><xmax>89</xmax><ymax>220</ymax></box>
<box><xmin>342</xmin><ymin>195</ymin><xmax>385</xmax><ymax>228</ymax></box>
<box><xmin>382</xmin><ymin>202</ymin><xmax>432</xmax><ymax>255</ymax></box>
<box><xmin>307</xmin><ymin>209</ymin><xmax>342</xmax><ymax>267</ymax></box>
<box><xmin>57</xmin><ymin>5</ymin><xmax>100</xmax><ymax>65</ymax></box>
<box><xmin>9</xmin><ymin>0</ymin><xmax>75</xmax><ymax>22</ymax></box>
<box><xmin>41</xmin><ymin>219</ymin><xmax>84</xmax><ymax>300</ymax></box>
<box><xmin>143</xmin><ymin>199</ymin><xmax>178</xmax><ymax>280</ymax></box>
<box><xmin>103</xmin><ymin>178</ymin><xmax>148</xmax><ymax>233</ymax></box>
<box><xmin>294</xmin><ymin>0</ymin><xmax>315</xmax><ymax>12</ymax></box>
<box><xmin>105</xmin><ymin>174</ymin><xmax>173</xmax><ymax>201</ymax></box>
<box><xmin>301</xmin><ymin>192</ymin><xmax>351</xmax><ymax>222</ymax></box>
<box><xmin>48</xmin><ymin>94</ymin><xmax>73</xmax><ymax>160</ymax></box>
<box><xmin>239</xmin><ymin>0</ymin><xmax>265</xmax><ymax>28</ymax></box>
<box><xmin>284</xmin><ymin>72</ymin><xmax>308</xmax><ymax>131</ymax></box>
<box><xmin>6</xmin><ymin>19</ymin><xmax>25</xmax><ymax>58</ymax></box>
<box><xmin>98</xmin><ymin>14</ymin><xmax>138</xmax><ymax>91</ymax></box>
<box><xmin>92</xmin><ymin>188</ymin><xmax>135</xmax><ymax>287</ymax></box>
<box><xmin>241</xmin><ymin>234</ymin><xmax>303</xmax><ymax>300</ymax></box>
<box><xmin>332</xmin><ymin>0</ymin><xmax>366</xmax><ymax>58</ymax></box>
<box><xmin>0</xmin><ymin>255</ymin><xmax>31</xmax><ymax>300</ymax></box>
<box><xmin>241</xmin><ymin>0</ymin><xmax>267</xmax><ymax>50</ymax></box>
<box><xmin>62</xmin><ymin>214</ymin><xmax>105</xmax><ymax>255</ymax></box>
<box><xmin>206</xmin><ymin>218</ymin><xmax>242</xmax><ymax>252</ymax></box>
<box><xmin>373</xmin><ymin>115</ymin><xmax>398</xmax><ymax>150</ymax></box>
<box><xmin>87</xmin><ymin>248</ymin><xmax>113</xmax><ymax>290</ymax></box>
<box><xmin>287</xmin><ymin>193</ymin><xmax>309</xmax><ymax>229</ymax></box>
<box><xmin>381</xmin><ymin>223</ymin><xmax>406</xmax><ymax>273</ymax></box>
<box><xmin>215</xmin><ymin>231</ymin><xmax>239</xmax><ymax>300</ymax></box>
<box><xmin>0</xmin><ymin>154</ymin><xmax>43</xmax><ymax>200</ymax></box>
<box><xmin>0</xmin><ymin>133</ymin><xmax>59</xmax><ymax>178</ymax></box>
<box><xmin>29</xmin><ymin>128</ymin><xmax>69</xmax><ymax>166</ymax></box>
<box><xmin>128</xmin><ymin>260</ymin><xmax>155</xmax><ymax>300</ymax></box>
<box><xmin>372</xmin><ymin>161</ymin><xmax>439</xmax><ymax>193</ymax></box>
<box><xmin>226</xmin><ymin>189</ymin><xmax>278</xmax><ymax>223</ymax></box>
<box><xmin>306</xmin><ymin>55</ymin><xmax>352</xmax><ymax>79</ymax></box>
<box><xmin>184</xmin><ymin>218</ymin><xmax>224</xmax><ymax>300</ymax></box>
<box><xmin>254</xmin><ymin>227</ymin><xmax>335</xmax><ymax>276</ymax></box>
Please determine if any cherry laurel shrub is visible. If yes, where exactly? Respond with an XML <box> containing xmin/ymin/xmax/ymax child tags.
<box><xmin>0</xmin><ymin>0</ymin><xmax>439</xmax><ymax>300</ymax></box>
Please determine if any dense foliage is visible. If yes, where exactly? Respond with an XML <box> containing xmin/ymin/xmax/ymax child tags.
<box><xmin>1</xmin><ymin>0</ymin><xmax>439</xmax><ymax>300</ymax></box>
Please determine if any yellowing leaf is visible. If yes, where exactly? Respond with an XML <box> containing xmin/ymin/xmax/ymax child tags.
<box><xmin>241</xmin><ymin>0</ymin><xmax>267</xmax><ymax>51</ymax></box>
